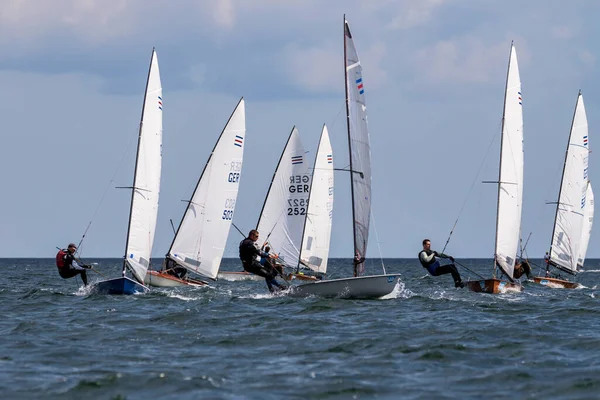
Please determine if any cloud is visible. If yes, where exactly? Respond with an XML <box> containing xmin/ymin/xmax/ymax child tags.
<box><xmin>579</xmin><ymin>49</ymin><xmax>596</xmax><ymax>66</ymax></box>
<box><xmin>413</xmin><ymin>36</ymin><xmax>528</xmax><ymax>85</ymax></box>
<box><xmin>384</xmin><ymin>0</ymin><xmax>451</xmax><ymax>30</ymax></box>
<box><xmin>552</xmin><ymin>25</ymin><xmax>576</xmax><ymax>39</ymax></box>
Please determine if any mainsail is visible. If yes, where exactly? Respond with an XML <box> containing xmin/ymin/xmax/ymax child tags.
<box><xmin>299</xmin><ymin>125</ymin><xmax>334</xmax><ymax>274</ymax></box>
<box><xmin>578</xmin><ymin>182</ymin><xmax>594</xmax><ymax>268</ymax></box>
<box><xmin>549</xmin><ymin>93</ymin><xmax>589</xmax><ymax>274</ymax></box>
<box><xmin>344</xmin><ymin>18</ymin><xmax>372</xmax><ymax>276</ymax></box>
<box><xmin>167</xmin><ymin>99</ymin><xmax>246</xmax><ymax>279</ymax></box>
<box><xmin>494</xmin><ymin>43</ymin><xmax>523</xmax><ymax>280</ymax></box>
<box><xmin>123</xmin><ymin>48</ymin><xmax>163</xmax><ymax>283</ymax></box>
<box><xmin>256</xmin><ymin>127</ymin><xmax>310</xmax><ymax>265</ymax></box>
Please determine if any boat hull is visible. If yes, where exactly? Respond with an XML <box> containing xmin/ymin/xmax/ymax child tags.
<box><xmin>144</xmin><ymin>270</ymin><xmax>208</xmax><ymax>288</ymax></box>
<box><xmin>531</xmin><ymin>276</ymin><xmax>581</xmax><ymax>289</ymax></box>
<box><xmin>286</xmin><ymin>273</ymin><xmax>320</xmax><ymax>282</ymax></box>
<box><xmin>287</xmin><ymin>274</ymin><xmax>400</xmax><ymax>299</ymax></box>
<box><xmin>91</xmin><ymin>277</ymin><xmax>149</xmax><ymax>295</ymax></box>
<box><xmin>217</xmin><ymin>271</ymin><xmax>263</xmax><ymax>281</ymax></box>
<box><xmin>463</xmin><ymin>278</ymin><xmax>522</xmax><ymax>294</ymax></box>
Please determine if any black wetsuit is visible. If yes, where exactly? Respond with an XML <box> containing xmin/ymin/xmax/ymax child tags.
<box><xmin>164</xmin><ymin>258</ymin><xmax>187</xmax><ymax>279</ymax></box>
<box><xmin>239</xmin><ymin>238</ymin><xmax>285</xmax><ymax>292</ymax></box>
<box><xmin>418</xmin><ymin>249</ymin><xmax>462</xmax><ymax>287</ymax></box>
<box><xmin>58</xmin><ymin>250</ymin><xmax>89</xmax><ymax>286</ymax></box>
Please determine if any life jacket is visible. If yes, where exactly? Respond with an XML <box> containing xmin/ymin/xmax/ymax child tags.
<box><xmin>418</xmin><ymin>250</ymin><xmax>437</xmax><ymax>268</ymax></box>
<box><xmin>56</xmin><ymin>249</ymin><xmax>68</xmax><ymax>269</ymax></box>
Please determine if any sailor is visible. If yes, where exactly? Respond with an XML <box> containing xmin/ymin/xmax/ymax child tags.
<box><xmin>164</xmin><ymin>257</ymin><xmax>187</xmax><ymax>279</ymax></box>
<box><xmin>418</xmin><ymin>239</ymin><xmax>463</xmax><ymax>288</ymax></box>
<box><xmin>239</xmin><ymin>230</ymin><xmax>287</xmax><ymax>293</ymax></box>
<box><xmin>353</xmin><ymin>251</ymin><xmax>366</xmax><ymax>276</ymax></box>
<box><xmin>544</xmin><ymin>252</ymin><xmax>550</xmax><ymax>277</ymax></box>
<box><xmin>513</xmin><ymin>259</ymin><xmax>532</xmax><ymax>279</ymax></box>
<box><xmin>55</xmin><ymin>243</ymin><xmax>90</xmax><ymax>286</ymax></box>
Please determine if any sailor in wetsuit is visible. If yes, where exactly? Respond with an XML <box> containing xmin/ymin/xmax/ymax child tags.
<box><xmin>239</xmin><ymin>230</ymin><xmax>286</xmax><ymax>293</ymax></box>
<box><xmin>418</xmin><ymin>239</ymin><xmax>463</xmax><ymax>288</ymax></box>
<box><xmin>55</xmin><ymin>243</ymin><xmax>90</xmax><ymax>286</ymax></box>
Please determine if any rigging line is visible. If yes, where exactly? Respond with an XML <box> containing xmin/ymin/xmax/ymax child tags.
<box><xmin>454</xmin><ymin>260</ymin><xmax>486</xmax><ymax>279</ymax></box>
<box><xmin>77</xmin><ymin>133</ymin><xmax>138</xmax><ymax>254</ymax></box>
<box><xmin>441</xmin><ymin>122</ymin><xmax>502</xmax><ymax>254</ymax></box>
<box><xmin>328</xmin><ymin>101</ymin><xmax>346</xmax><ymax>131</ymax></box>
<box><xmin>370</xmin><ymin>209</ymin><xmax>386</xmax><ymax>274</ymax></box>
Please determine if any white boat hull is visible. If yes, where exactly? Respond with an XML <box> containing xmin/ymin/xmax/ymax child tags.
<box><xmin>144</xmin><ymin>270</ymin><xmax>208</xmax><ymax>288</ymax></box>
<box><xmin>287</xmin><ymin>274</ymin><xmax>400</xmax><ymax>299</ymax></box>
<box><xmin>217</xmin><ymin>271</ymin><xmax>263</xmax><ymax>281</ymax></box>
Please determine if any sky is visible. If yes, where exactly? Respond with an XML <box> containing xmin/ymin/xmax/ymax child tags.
<box><xmin>0</xmin><ymin>0</ymin><xmax>598</xmax><ymax>262</ymax></box>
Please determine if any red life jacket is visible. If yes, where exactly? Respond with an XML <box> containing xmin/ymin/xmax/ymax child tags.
<box><xmin>56</xmin><ymin>249</ymin><xmax>68</xmax><ymax>269</ymax></box>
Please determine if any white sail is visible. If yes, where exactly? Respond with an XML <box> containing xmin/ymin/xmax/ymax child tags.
<box><xmin>344</xmin><ymin>19</ymin><xmax>372</xmax><ymax>273</ymax></box>
<box><xmin>167</xmin><ymin>99</ymin><xmax>245</xmax><ymax>279</ymax></box>
<box><xmin>257</xmin><ymin>127</ymin><xmax>309</xmax><ymax>266</ymax></box>
<box><xmin>550</xmin><ymin>93</ymin><xmax>589</xmax><ymax>274</ymax></box>
<box><xmin>578</xmin><ymin>182</ymin><xmax>594</xmax><ymax>268</ymax></box>
<box><xmin>494</xmin><ymin>43</ymin><xmax>523</xmax><ymax>279</ymax></box>
<box><xmin>124</xmin><ymin>49</ymin><xmax>163</xmax><ymax>283</ymax></box>
<box><xmin>299</xmin><ymin>125</ymin><xmax>334</xmax><ymax>274</ymax></box>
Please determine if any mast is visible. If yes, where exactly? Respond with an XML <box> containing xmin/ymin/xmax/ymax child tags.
<box><xmin>122</xmin><ymin>48</ymin><xmax>155</xmax><ymax>278</ymax></box>
<box><xmin>548</xmin><ymin>91</ymin><xmax>583</xmax><ymax>275</ymax></box>
<box><xmin>167</xmin><ymin>97</ymin><xmax>245</xmax><ymax>258</ymax></box>
<box><xmin>344</xmin><ymin>16</ymin><xmax>360</xmax><ymax>277</ymax></box>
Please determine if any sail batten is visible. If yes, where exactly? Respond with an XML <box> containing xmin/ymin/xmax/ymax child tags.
<box><xmin>168</xmin><ymin>99</ymin><xmax>246</xmax><ymax>280</ymax></box>
<box><xmin>123</xmin><ymin>49</ymin><xmax>162</xmax><ymax>284</ymax></box>
<box><xmin>549</xmin><ymin>93</ymin><xmax>589</xmax><ymax>275</ymax></box>
<box><xmin>299</xmin><ymin>125</ymin><xmax>334</xmax><ymax>274</ymax></box>
<box><xmin>344</xmin><ymin>18</ymin><xmax>372</xmax><ymax>276</ymax></box>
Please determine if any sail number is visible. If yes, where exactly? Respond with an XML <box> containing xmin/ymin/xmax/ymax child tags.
<box><xmin>288</xmin><ymin>198</ymin><xmax>308</xmax><ymax>216</ymax></box>
<box><xmin>289</xmin><ymin>174</ymin><xmax>310</xmax><ymax>193</ymax></box>
<box><xmin>222</xmin><ymin>198</ymin><xmax>236</xmax><ymax>220</ymax></box>
<box><xmin>228</xmin><ymin>161</ymin><xmax>242</xmax><ymax>183</ymax></box>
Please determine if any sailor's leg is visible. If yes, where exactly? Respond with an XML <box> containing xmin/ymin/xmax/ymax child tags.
<box><xmin>80</xmin><ymin>270</ymin><xmax>88</xmax><ymax>286</ymax></box>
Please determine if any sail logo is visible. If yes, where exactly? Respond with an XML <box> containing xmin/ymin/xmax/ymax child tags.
<box><xmin>158</xmin><ymin>96</ymin><xmax>163</xmax><ymax>110</ymax></box>
<box><xmin>327</xmin><ymin>154</ymin><xmax>333</xmax><ymax>164</ymax></box>
<box><xmin>583</xmin><ymin>136</ymin><xmax>588</xmax><ymax>147</ymax></box>
<box><xmin>291</xmin><ymin>155</ymin><xmax>303</xmax><ymax>165</ymax></box>
<box><xmin>518</xmin><ymin>91</ymin><xmax>522</xmax><ymax>105</ymax></box>
<box><xmin>584</xmin><ymin>167</ymin><xmax>589</xmax><ymax>180</ymax></box>
<box><xmin>356</xmin><ymin>77</ymin><xmax>364</xmax><ymax>95</ymax></box>
<box><xmin>234</xmin><ymin>135</ymin><xmax>244</xmax><ymax>148</ymax></box>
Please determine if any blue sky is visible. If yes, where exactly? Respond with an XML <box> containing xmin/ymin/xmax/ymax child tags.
<box><xmin>0</xmin><ymin>0</ymin><xmax>598</xmax><ymax>261</ymax></box>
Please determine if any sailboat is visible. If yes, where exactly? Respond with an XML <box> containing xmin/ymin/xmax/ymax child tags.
<box><xmin>293</xmin><ymin>125</ymin><xmax>334</xmax><ymax>280</ymax></box>
<box><xmin>218</xmin><ymin>126</ymin><xmax>309</xmax><ymax>281</ymax></box>
<box><xmin>531</xmin><ymin>92</ymin><xmax>591</xmax><ymax>289</ymax></box>
<box><xmin>91</xmin><ymin>48</ymin><xmax>162</xmax><ymax>295</ymax></box>
<box><xmin>288</xmin><ymin>17</ymin><xmax>400</xmax><ymax>299</ymax></box>
<box><xmin>145</xmin><ymin>98</ymin><xmax>246</xmax><ymax>287</ymax></box>
<box><xmin>463</xmin><ymin>43</ymin><xmax>524</xmax><ymax>294</ymax></box>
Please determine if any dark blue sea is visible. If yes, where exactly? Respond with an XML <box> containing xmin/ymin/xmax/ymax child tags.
<box><xmin>2</xmin><ymin>258</ymin><xmax>599</xmax><ymax>399</ymax></box>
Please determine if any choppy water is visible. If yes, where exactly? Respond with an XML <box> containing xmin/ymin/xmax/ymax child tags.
<box><xmin>1</xmin><ymin>258</ymin><xmax>599</xmax><ymax>399</ymax></box>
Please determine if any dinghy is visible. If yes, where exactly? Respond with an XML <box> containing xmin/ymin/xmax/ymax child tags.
<box><xmin>218</xmin><ymin>126</ymin><xmax>309</xmax><ymax>281</ymax></box>
<box><xmin>531</xmin><ymin>92</ymin><xmax>591</xmax><ymax>289</ymax></box>
<box><xmin>463</xmin><ymin>43</ymin><xmax>524</xmax><ymax>294</ymax></box>
<box><xmin>146</xmin><ymin>99</ymin><xmax>246</xmax><ymax>287</ymax></box>
<box><xmin>288</xmin><ymin>17</ymin><xmax>399</xmax><ymax>299</ymax></box>
<box><xmin>91</xmin><ymin>49</ymin><xmax>162</xmax><ymax>295</ymax></box>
